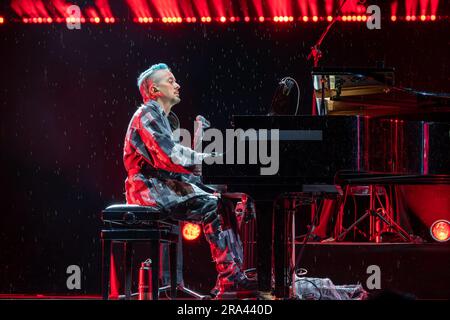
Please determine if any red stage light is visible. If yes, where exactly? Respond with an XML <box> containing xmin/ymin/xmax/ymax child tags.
<box><xmin>191</xmin><ymin>17</ymin><xmax>196</xmax><ymax>23</ymax></box>
<box><xmin>273</xmin><ymin>16</ymin><xmax>279</xmax><ymax>22</ymax></box>
<box><xmin>206</xmin><ymin>16</ymin><xmax>211</xmax><ymax>22</ymax></box>
<box><xmin>138</xmin><ymin>17</ymin><xmax>143</xmax><ymax>23</ymax></box>
<box><xmin>23</xmin><ymin>17</ymin><xmax>28</xmax><ymax>23</ymax></box>
<box><xmin>430</xmin><ymin>15</ymin><xmax>436</xmax><ymax>21</ymax></box>
<box><xmin>351</xmin><ymin>15</ymin><xmax>357</xmax><ymax>21</ymax></box>
<box><xmin>362</xmin><ymin>15</ymin><xmax>367</xmax><ymax>21</ymax></box>
<box><xmin>182</xmin><ymin>223</ymin><xmax>201</xmax><ymax>241</ymax></box>
<box><xmin>47</xmin><ymin>17</ymin><xmax>52</xmax><ymax>23</ymax></box>
<box><xmin>327</xmin><ymin>16</ymin><xmax>333</xmax><ymax>22</ymax></box>
<box><xmin>430</xmin><ymin>220</ymin><xmax>450</xmax><ymax>242</ymax></box>
<box><xmin>220</xmin><ymin>16</ymin><xmax>226</xmax><ymax>23</ymax></box>
<box><xmin>258</xmin><ymin>16</ymin><xmax>264</xmax><ymax>22</ymax></box>
<box><xmin>244</xmin><ymin>16</ymin><xmax>250</xmax><ymax>22</ymax></box>
<box><xmin>288</xmin><ymin>16</ymin><xmax>293</xmax><ymax>22</ymax></box>
<box><xmin>81</xmin><ymin>17</ymin><xmax>86</xmax><ymax>23</ymax></box>
<box><xmin>356</xmin><ymin>15</ymin><xmax>362</xmax><ymax>21</ymax></box>
<box><xmin>420</xmin><ymin>15</ymin><xmax>426</xmax><ymax>21</ymax></box>
<box><xmin>144</xmin><ymin>17</ymin><xmax>150</xmax><ymax>23</ymax></box>
<box><xmin>230</xmin><ymin>16</ymin><xmax>235</xmax><ymax>22</ymax></box>
<box><xmin>406</xmin><ymin>15</ymin><xmax>411</xmax><ymax>21</ymax></box>
<box><xmin>342</xmin><ymin>16</ymin><xmax>347</xmax><ymax>21</ymax></box>
<box><xmin>411</xmin><ymin>15</ymin><xmax>416</xmax><ymax>21</ymax></box>
<box><xmin>312</xmin><ymin>15</ymin><xmax>318</xmax><ymax>22</ymax></box>
<box><xmin>94</xmin><ymin>17</ymin><xmax>100</xmax><ymax>23</ymax></box>
<box><xmin>186</xmin><ymin>17</ymin><xmax>191</xmax><ymax>23</ymax></box>
<box><xmin>177</xmin><ymin>17</ymin><xmax>182</xmax><ymax>23</ymax></box>
<box><xmin>0</xmin><ymin>17</ymin><xmax>4</xmax><ymax>24</ymax></box>
<box><xmin>302</xmin><ymin>16</ymin><xmax>308</xmax><ymax>22</ymax></box>
<box><xmin>391</xmin><ymin>15</ymin><xmax>397</xmax><ymax>21</ymax></box>
<box><xmin>105</xmin><ymin>17</ymin><xmax>110</xmax><ymax>23</ymax></box>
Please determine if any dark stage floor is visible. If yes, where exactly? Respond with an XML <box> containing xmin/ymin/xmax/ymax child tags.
<box><xmin>1</xmin><ymin>242</ymin><xmax>448</xmax><ymax>300</ymax></box>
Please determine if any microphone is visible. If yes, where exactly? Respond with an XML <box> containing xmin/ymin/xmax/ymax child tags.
<box><xmin>195</xmin><ymin>115</ymin><xmax>211</xmax><ymax>128</ymax></box>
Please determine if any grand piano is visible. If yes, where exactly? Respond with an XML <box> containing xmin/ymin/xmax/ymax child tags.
<box><xmin>202</xmin><ymin>67</ymin><xmax>450</xmax><ymax>298</ymax></box>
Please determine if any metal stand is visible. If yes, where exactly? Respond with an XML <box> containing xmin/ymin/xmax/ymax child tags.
<box><xmin>158</xmin><ymin>226</ymin><xmax>210</xmax><ymax>299</ymax></box>
<box><xmin>336</xmin><ymin>185</ymin><xmax>412</xmax><ymax>242</ymax></box>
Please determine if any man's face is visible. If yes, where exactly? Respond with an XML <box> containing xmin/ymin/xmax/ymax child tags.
<box><xmin>153</xmin><ymin>70</ymin><xmax>181</xmax><ymax>106</ymax></box>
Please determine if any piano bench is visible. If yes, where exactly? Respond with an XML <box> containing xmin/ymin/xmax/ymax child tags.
<box><xmin>100</xmin><ymin>204</ymin><xmax>179</xmax><ymax>300</ymax></box>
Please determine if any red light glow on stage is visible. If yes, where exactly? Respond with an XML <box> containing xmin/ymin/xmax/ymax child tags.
<box><xmin>182</xmin><ymin>223</ymin><xmax>201</xmax><ymax>241</ymax></box>
<box><xmin>8</xmin><ymin>0</ymin><xmax>445</xmax><ymax>24</ymax></box>
<box><xmin>0</xmin><ymin>17</ymin><xmax>4</xmax><ymax>24</ymax></box>
<box><xmin>430</xmin><ymin>220</ymin><xmax>450</xmax><ymax>242</ymax></box>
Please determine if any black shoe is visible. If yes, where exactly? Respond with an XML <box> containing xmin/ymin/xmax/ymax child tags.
<box><xmin>214</xmin><ymin>273</ymin><xmax>258</xmax><ymax>300</ymax></box>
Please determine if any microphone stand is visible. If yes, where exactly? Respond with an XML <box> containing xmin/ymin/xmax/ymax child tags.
<box><xmin>308</xmin><ymin>0</ymin><xmax>348</xmax><ymax>115</ymax></box>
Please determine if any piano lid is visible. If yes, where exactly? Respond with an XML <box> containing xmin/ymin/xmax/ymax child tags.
<box><xmin>312</xmin><ymin>67</ymin><xmax>450</xmax><ymax>119</ymax></box>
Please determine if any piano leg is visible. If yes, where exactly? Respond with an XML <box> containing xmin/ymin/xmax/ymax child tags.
<box><xmin>273</xmin><ymin>197</ymin><xmax>296</xmax><ymax>299</ymax></box>
<box><xmin>255</xmin><ymin>200</ymin><xmax>273</xmax><ymax>293</ymax></box>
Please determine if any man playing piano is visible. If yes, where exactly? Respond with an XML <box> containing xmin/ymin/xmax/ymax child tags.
<box><xmin>123</xmin><ymin>63</ymin><xmax>257</xmax><ymax>299</ymax></box>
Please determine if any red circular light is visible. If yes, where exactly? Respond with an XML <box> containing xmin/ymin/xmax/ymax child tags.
<box><xmin>230</xmin><ymin>16</ymin><xmax>235</xmax><ymax>22</ymax></box>
<box><xmin>258</xmin><ymin>16</ymin><xmax>264</xmax><ymax>22</ymax></box>
<box><xmin>0</xmin><ymin>17</ymin><xmax>4</xmax><ymax>24</ymax></box>
<box><xmin>302</xmin><ymin>16</ymin><xmax>308</xmax><ymax>22</ymax></box>
<box><xmin>244</xmin><ymin>16</ymin><xmax>250</xmax><ymax>22</ymax></box>
<box><xmin>273</xmin><ymin>16</ymin><xmax>279</xmax><ymax>22</ymax></box>
<box><xmin>430</xmin><ymin>15</ymin><xmax>436</xmax><ymax>21</ymax></box>
<box><xmin>206</xmin><ymin>16</ymin><xmax>211</xmax><ymax>22</ymax></box>
<box><xmin>182</xmin><ymin>223</ymin><xmax>201</xmax><ymax>241</ymax></box>
<box><xmin>327</xmin><ymin>15</ymin><xmax>333</xmax><ymax>22</ymax></box>
<box><xmin>23</xmin><ymin>18</ymin><xmax>28</xmax><ymax>23</ymax></box>
<box><xmin>288</xmin><ymin>16</ymin><xmax>293</xmax><ymax>22</ymax></box>
<box><xmin>430</xmin><ymin>220</ymin><xmax>450</xmax><ymax>242</ymax></box>
<box><xmin>110</xmin><ymin>17</ymin><xmax>115</xmax><ymax>23</ymax></box>
<box><xmin>191</xmin><ymin>17</ymin><xmax>196</xmax><ymax>23</ymax></box>
<box><xmin>81</xmin><ymin>17</ymin><xmax>86</xmax><ymax>23</ymax></box>
<box><xmin>220</xmin><ymin>16</ymin><xmax>226</xmax><ymax>23</ymax></box>
<box><xmin>94</xmin><ymin>17</ymin><xmax>100</xmax><ymax>23</ymax></box>
<box><xmin>411</xmin><ymin>15</ymin><xmax>416</xmax><ymax>21</ymax></box>
<box><xmin>312</xmin><ymin>15</ymin><xmax>318</xmax><ymax>22</ymax></box>
<box><xmin>177</xmin><ymin>17</ymin><xmax>182</xmax><ymax>23</ymax></box>
<box><xmin>342</xmin><ymin>16</ymin><xmax>347</xmax><ymax>21</ymax></box>
<box><xmin>420</xmin><ymin>15</ymin><xmax>426</xmax><ymax>21</ymax></box>
<box><xmin>391</xmin><ymin>15</ymin><xmax>397</xmax><ymax>21</ymax></box>
<box><xmin>105</xmin><ymin>17</ymin><xmax>110</xmax><ymax>23</ymax></box>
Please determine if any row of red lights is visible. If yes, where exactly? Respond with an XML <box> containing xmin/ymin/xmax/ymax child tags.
<box><xmin>0</xmin><ymin>15</ymin><xmax>445</xmax><ymax>25</ymax></box>
<box><xmin>19</xmin><ymin>17</ymin><xmax>115</xmax><ymax>24</ymax></box>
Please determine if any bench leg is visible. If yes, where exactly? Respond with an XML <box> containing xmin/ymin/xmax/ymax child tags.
<box><xmin>169</xmin><ymin>241</ymin><xmax>178</xmax><ymax>299</ymax></box>
<box><xmin>150</xmin><ymin>240</ymin><xmax>159</xmax><ymax>300</ymax></box>
<box><xmin>124</xmin><ymin>242</ymin><xmax>133</xmax><ymax>300</ymax></box>
<box><xmin>101</xmin><ymin>239</ymin><xmax>112</xmax><ymax>300</ymax></box>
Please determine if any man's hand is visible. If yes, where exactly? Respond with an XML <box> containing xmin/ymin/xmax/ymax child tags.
<box><xmin>190</xmin><ymin>164</ymin><xmax>202</xmax><ymax>176</ymax></box>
